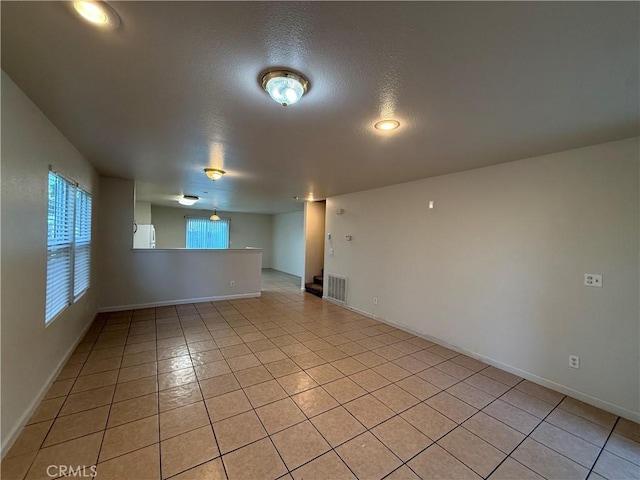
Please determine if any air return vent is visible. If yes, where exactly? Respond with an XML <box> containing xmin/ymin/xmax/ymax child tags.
<box><xmin>325</xmin><ymin>274</ymin><xmax>347</xmax><ymax>304</ymax></box>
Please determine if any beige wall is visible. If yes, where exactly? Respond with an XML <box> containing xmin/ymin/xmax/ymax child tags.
<box><xmin>303</xmin><ymin>201</ymin><xmax>326</xmax><ymax>284</ymax></box>
<box><xmin>272</xmin><ymin>211</ymin><xmax>304</xmax><ymax>277</ymax></box>
<box><xmin>325</xmin><ymin>138</ymin><xmax>639</xmax><ymax>421</ymax></box>
<box><xmin>134</xmin><ymin>200</ymin><xmax>151</xmax><ymax>224</ymax></box>
<box><xmin>99</xmin><ymin>179</ymin><xmax>262</xmax><ymax>310</ymax></box>
<box><xmin>1</xmin><ymin>72</ymin><xmax>100</xmax><ymax>452</ymax></box>
<box><xmin>150</xmin><ymin>205</ymin><xmax>273</xmax><ymax>268</ymax></box>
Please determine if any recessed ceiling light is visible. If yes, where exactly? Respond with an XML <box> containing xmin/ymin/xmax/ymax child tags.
<box><xmin>261</xmin><ymin>70</ymin><xmax>309</xmax><ymax>106</ymax></box>
<box><xmin>374</xmin><ymin>119</ymin><xmax>400</xmax><ymax>131</ymax></box>
<box><xmin>204</xmin><ymin>168</ymin><xmax>225</xmax><ymax>181</ymax></box>
<box><xmin>178</xmin><ymin>195</ymin><xmax>199</xmax><ymax>206</ymax></box>
<box><xmin>71</xmin><ymin>1</ymin><xmax>120</xmax><ymax>29</ymax></box>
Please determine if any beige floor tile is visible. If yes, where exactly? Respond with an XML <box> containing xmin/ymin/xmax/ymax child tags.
<box><xmin>316</xmin><ymin>347</ymin><xmax>349</xmax><ymax>362</ymax></box>
<box><xmin>446</xmin><ymin>382</ymin><xmax>494</xmax><ymax>409</ymax></box>
<box><xmin>158</xmin><ymin>367</ymin><xmax>197</xmax><ymax>390</ymax></box>
<box><xmin>408</xmin><ymin>444</ymin><xmax>481</xmax><ymax>480</ymax></box>
<box><xmin>373</xmin><ymin>362</ymin><xmax>411</xmax><ymax>382</ymax></box>
<box><xmin>438</xmin><ymin>426</ymin><xmax>506</xmax><ymax>477</ymax></box>
<box><xmin>99</xmin><ymin>415</ymin><xmax>159</xmax><ymax>462</ymax></box>
<box><xmin>190</xmin><ymin>349</ymin><xmax>224</xmax><ymax>366</ymax></box>
<box><xmin>158</xmin><ymin>382</ymin><xmax>202</xmax><ymax>412</ymax></box>
<box><xmin>157</xmin><ymin>355</ymin><xmax>192</xmax><ymax>374</ymax></box>
<box><xmin>515</xmin><ymin>380</ymin><xmax>565</xmax><ymax>406</ymax></box>
<box><xmin>531</xmin><ymin>421</ymin><xmax>601</xmax><ymax>468</ymax></box>
<box><xmin>450</xmin><ymin>355</ymin><xmax>488</xmax><ymax>372</ymax></box>
<box><xmin>604</xmin><ymin>433</ymin><xmax>640</xmax><ymax>465</ymax></box>
<box><xmin>256</xmin><ymin>397</ymin><xmax>306</xmax><ymax>434</ymax></box>
<box><xmin>480</xmin><ymin>367</ymin><xmax>522</xmax><ymax>387</ymax></box>
<box><xmin>108</xmin><ymin>393</ymin><xmax>158</xmax><ymax>428</ymax></box>
<box><xmin>336</xmin><ymin>431</ymin><xmax>402</xmax><ymax>480</ymax></box>
<box><xmin>338</xmin><ymin>342</ymin><xmax>368</xmax><ymax>356</ymax></box>
<box><xmin>170</xmin><ymin>458</ymin><xmax>226</xmax><ymax>480</ymax></box>
<box><xmin>614</xmin><ymin>418</ymin><xmax>640</xmax><ymax>443</ymax></box>
<box><xmin>27</xmin><ymin>397</ymin><xmax>65</xmax><ymax>425</ymax></box>
<box><xmin>26</xmin><ymin>432</ymin><xmax>103</xmax><ymax>480</ymax></box>
<box><xmin>372</xmin><ymin>416</ymin><xmax>431</xmax><ymax>461</ymax></box>
<box><xmin>411</xmin><ymin>350</ymin><xmax>449</xmax><ymax>366</ymax></box>
<box><xmin>6</xmin><ymin>421</ymin><xmax>54</xmax><ymax>458</ymax></box>
<box><xmin>396</xmin><ymin>375</ymin><xmax>441</xmax><ymax>400</ymax></box>
<box><xmin>80</xmin><ymin>356</ymin><xmax>122</xmax><ymax>377</ymax></box>
<box><xmin>435</xmin><ymin>360</ymin><xmax>475</xmax><ymax>380</ymax></box>
<box><xmin>213</xmin><ymin>410</ymin><xmax>267</xmax><ymax>454</ymax></box>
<box><xmin>311</xmin><ymin>406</ymin><xmax>366</xmax><ymax>447</ymax></box>
<box><xmin>488</xmin><ymin>458</ymin><xmax>544</xmax><ymax>479</ymax></box>
<box><xmin>483</xmin><ymin>399</ymin><xmax>541</xmax><ymax>435</ymax></box>
<box><xmin>462</xmin><ymin>411</ymin><xmax>525</xmax><ymax>453</ymax></box>
<box><xmin>43</xmin><ymin>406</ymin><xmax>109</xmax><ymax>447</ymax></box>
<box><xmin>71</xmin><ymin>370</ymin><xmax>119</xmax><ymax>394</ymax></box>
<box><xmin>157</xmin><ymin>345</ymin><xmax>189</xmax><ymax>360</ymax></box>
<box><xmin>97</xmin><ymin>444</ymin><xmax>160</xmax><ymax>480</ymax></box>
<box><xmin>353</xmin><ymin>351</ymin><xmax>387</xmax><ymax>368</ymax></box>
<box><xmin>305</xmin><ymin>364</ymin><xmax>344</xmax><ymax>385</ymax></box>
<box><xmin>545</xmin><ymin>408</ymin><xmax>611</xmax><ymax>447</ymax></box>
<box><xmin>417</xmin><ymin>367</ymin><xmax>459</xmax><ymax>389</ymax></box>
<box><xmin>372</xmin><ymin>384</ymin><xmax>420</xmax><ymax>413</ymax></box>
<box><xmin>271</xmin><ymin>421</ymin><xmax>330</xmax><ymax>470</ymax></box>
<box><xmin>222</xmin><ymin>437</ymin><xmax>287</xmax><ymax>480</ymax></box>
<box><xmin>121</xmin><ymin>350</ymin><xmax>158</xmax><ymax>368</ymax></box>
<box><xmin>344</xmin><ymin>394</ymin><xmax>394</xmax><ymax>429</ymax></box>
<box><xmin>243</xmin><ymin>379</ymin><xmax>288</xmax><ymax>408</ymax></box>
<box><xmin>206</xmin><ymin>389</ymin><xmax>252</xmax><ymax>422</ymax></box>
<box><xmin>292</xmin><ymin>352</ymin><xmax>326</xmax><ymax>369</ymax></box>
<box><xmin>559</xmin><ymin>397</ymin><xmax>618</xmax><ymax>429</ymax></box>
<box><xmin>385</xmin><ymin>465</ymin><xmax>421</xmax><ymax>480</ymax></box>
<box><xmin>234</xmin><ymin>365</ymin><xmax>273</xmax><ymax>387</ymax></box>
<box><xmin>255</xmin><ymin>348</ymin><xmax>288</xmax><ymax>364</ymax></box>
<box><xmin>512</xmin><ymin>438</ymin><xmax>589</xmax><ymax>480</ymax></box>
<box><xmin>0</xmin><ymin>450</ymin><xmax>38</xmax><ymax>480</ymax></box>
<box><xmin>276</xmin><ymin>371</ymin><xmax>319</xmax><ymax>395</ymax></box>
<box><xmin>323</xmin><ymin>377</ymin><xmax>367</xmax><ymax>404</ymax></box>
<box><xmin>392</xmin><ymin>356</ymin><xmax>429</xmax><ymax>374</ymax></box>
<box><xmin>401</xmin><ymin>403</ymin><xmax>457</xmax><ymax>441</ymax></box>
<box><xmin>332</xmin><ymin>357</ymin><xmax>368</xmax><ymax>376</ymax></box>
<box><xmin>593</xmin><ymin>450</ymin><xmax>640</xmax><ymax>479</ymax></box>
<box><xmin>199</xmin><ymin>373</ymin><xmax>240</xmax><ymax>398</ymax></box>
<box><xmin>463</xmin><ymin>373</ymin><xmax>511</xmax><ymax>397</ymax></box>
<box><xmin>44</xmin><ymin>379</ymin><xmax>75</xmax><ymax>400</ymax></box>
<box><xmin>501</xmin><ymin>389</ymin><xmax>554</xmax><ymax>418</ymax></box>
<box><xmin>292</xmin><ymin>387</ymin><xmax>339</xmax><ymax>417</ymax></box>
<box><xmin>264</xmin><ymin>358</ymin><xmax>302</xmax><ymax>377</ymax></box>
<box><xmin>161</xmin><ymin>426</ymin><xmax>219</xmax><ymax>478</ymax></box>
<box><xmin>247</xmin><ymin>338</ymin><xmax>280</xmax><ymax>352</ymax></box>
<box><xmin>226</xmin><ymin>353</ymin><xmax>261</xmax><ymax>371</ymax></box>
<box><xmin>291</xmin><ymin>451</ymin><xmax>356</xmax><ymax>480</ymax></box>
<box><xmin>113</xmin><ymin>376</ymin><xmax>158</xmax><ymax>403</ymax></box>
<box><xmin>194</xmin><ymin>360</ymin><xmax>231</xmax><ymax>380</ymax></box>
<box><xmin>426</xmin><ymin>391</ymin><xmax>478</xmax><ymax>423</ymax></box>
<box><xmin>123</xmin><ymin>341</ymin><xmax>156</xmax><ymax>355</ymax></box>
<box><xmin>160</xmin><ymin>401</ymin><xmax>209</xmax><ymax>440</ymax></box>
<box><xmin>59</xmin><ymin>385</ymin><xmax>115</xmax><ymax>416</ymax></box>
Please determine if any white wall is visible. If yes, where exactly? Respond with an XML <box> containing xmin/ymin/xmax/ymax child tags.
<box><xmin>272</xmin><ymin>211</ymin><xmax>304</xmax><ymax>277</ymax></box>
<box><xmin>150</xmin><ymin>205</ymin><xmax>273</xmax><ymax>268</ymax></box>
<box><xmin>1</xmin><ymin>72</ymin><xmax>100</xmax><ymax>452</ymax></box>
<box><xmin>303</xmin><ymin>201</ymin><xmax>326</xmax><ymax>284</ymax></box>
<box><xmin>134</xmin><ymin>200</ymin><xmax>151</xmax><ymax>224</ymax></box>
<box><xmin>325</xmin><ymin>138</ymin><xmax>639</xmax><ymax>421</ymax></box>
<box><xmin>99</xmin><ymin>179</ymin><xmax>262</xmax><ymax>310</ymax></box>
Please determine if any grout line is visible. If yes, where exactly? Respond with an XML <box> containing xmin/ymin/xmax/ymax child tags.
<box><xmin>586</xmin><ymin>416</ymin><xmax>620</xmax><ymax>479</ymax></box>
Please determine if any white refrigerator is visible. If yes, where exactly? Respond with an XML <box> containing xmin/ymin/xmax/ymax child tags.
<box><xmin>134</xmin><ymin>224</ymin><xmax>156</xmax><ymax>248</ymax></box>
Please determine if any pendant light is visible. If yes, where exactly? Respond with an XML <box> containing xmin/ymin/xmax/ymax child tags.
<box><xmin>210</xmin><ymin>210</ymin><xmax>220</xmax><ymax>221</ymax></box>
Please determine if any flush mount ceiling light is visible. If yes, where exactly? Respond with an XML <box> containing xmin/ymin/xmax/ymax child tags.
<box><xmin>204</xmin><ymin>168</ymin><xmax>225</xmax><ymax>181</ymax></box>
<box><xmin>261</xmin><ymin>70</ymin><xmax>309</xmax><ymax>106</ymax></box>
<box><xmin>210</xmin><ymin>210</ymin><xmax>221</xmax><ymax>221</ymax></box>
<box><xmin>178</xmin><ymin>195</ymin><xmax>199</xmax><ymax>206</ymax></box>
<box><xmin>70</xmin><ymin>1</ymin><xmax>120</xmax><ymax>29</ymax></box>
<box><xmin>374</xmin><ymin>119</ymin><xmax>401</xmax><ymax>131</ymax></box>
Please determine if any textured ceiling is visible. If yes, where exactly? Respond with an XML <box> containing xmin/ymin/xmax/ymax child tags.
<box><xmin>2</xmin><ymin>1</ymin><xmax>638</xmax><ymax>214</ymax></box>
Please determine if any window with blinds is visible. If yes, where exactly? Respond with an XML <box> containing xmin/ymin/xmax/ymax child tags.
<box><xmin>186</xmin><ymin>217</ymin><xmax>230</xmax><ymax>249</ymax></box>
<box><xmin>45</xmin><ymin>170</ymin><xmax>92</xmax><ymax>324</ymax></box>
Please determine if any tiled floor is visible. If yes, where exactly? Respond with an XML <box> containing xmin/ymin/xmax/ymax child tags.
<box><xmin>2</xmin><ymin>269</ymin><xmax>639</xmax><ymax>480</ymax></box>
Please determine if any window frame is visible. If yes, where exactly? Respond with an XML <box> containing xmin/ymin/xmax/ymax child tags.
<box><xmin>45</xmin><ymin>168</ymin><xmax>93</xmax><ymax>325</ymax></box>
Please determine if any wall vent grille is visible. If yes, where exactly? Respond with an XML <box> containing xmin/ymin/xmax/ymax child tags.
<box><xmin>326</xmin><ymin>274</ymin><xmax>347</xmax><ymax>304</ymax></box>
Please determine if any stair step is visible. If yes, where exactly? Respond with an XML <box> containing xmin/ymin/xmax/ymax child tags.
<box><xmin>304</xmin><ymin>283</ymin><xmax>323</xmax><ymax>298</ymax></box>
<box><xmin>313</xmin><ymin>275</ymin><xmax>323</xmax><ymax>285</ymax></box>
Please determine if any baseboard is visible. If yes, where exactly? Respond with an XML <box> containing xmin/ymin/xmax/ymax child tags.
<box><xmin>332</xmin><ymin>301</ymin><xmax>640</xmax><ymax>423</ymax></box>
<box><xmin>98</xmin><ymin>292</ymin><xmax>262</xmax><ymax>313</ymax></box>
<box><xmin>1</xmin><ymin>311</ymin><xmax>98</xmax><ymax>459</ymax></box>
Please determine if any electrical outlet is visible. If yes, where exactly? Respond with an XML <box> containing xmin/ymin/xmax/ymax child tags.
<box><xmin>229</xmin><ymin>280</ymin><xmax>235</xmax><ymax>287</ymax></box>
<box><xmin>584</xmin><ymin>274</ymin><xmax>602</xmax><ymax>287</ymax></box>
<box><xmin>373</xmin><ymin>297</ymin><xmax>378</xmax><ymax>305</ymax></box>
<box><xmin>569</xmin><ymin>355</ymin><xmax>580</xmax><ymax>369</ymax></box>
<box><xmin>329</xmin><ymin>248</ymin><xmax>334</xmax><ymax>256</ymax></box>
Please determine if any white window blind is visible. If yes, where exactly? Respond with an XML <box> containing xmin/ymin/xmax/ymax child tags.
<box><xmin>186</xmin><ymin>217</ymin><xmax>230</xmax><ymax>249</ymax></box>
<box><xmin>45</xmin><ymin>170</ymin><xmax>92</xmax><ymax>324</ymax></box>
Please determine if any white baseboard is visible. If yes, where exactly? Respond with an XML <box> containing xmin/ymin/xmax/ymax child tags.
<box><xmin>331</xmin><ymin>300</ymin><xmax>640</xmax><ymax>423</ymax></box>
<box><xmin>98</xmin><ymin>292</ymin><xmax>261</xmax><ymax>313</ymax></box>
<box><xmin>1</xmin><ymin>312</ymin><xmax>98</xmax><ymax>459</ymax></box>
